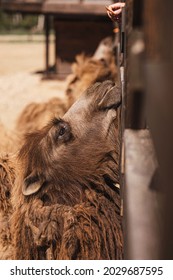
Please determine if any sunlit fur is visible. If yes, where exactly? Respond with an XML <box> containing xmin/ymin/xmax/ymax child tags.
<box><xmin>11</xmin><ymin>81</ymin><xmax>123</xmax><ymax>260</ymax></box>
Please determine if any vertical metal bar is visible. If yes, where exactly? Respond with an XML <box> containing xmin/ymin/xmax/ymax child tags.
<box><xmin>120</xmin><ymin>1</ymin><xmax>126</xmax><ymax>56</ymax></box>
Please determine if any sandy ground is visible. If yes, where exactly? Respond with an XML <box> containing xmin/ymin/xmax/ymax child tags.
<box><xmin>0</xmin><ymin>35</ymin><xmax>67</xmax><ymax>132</ymax></box>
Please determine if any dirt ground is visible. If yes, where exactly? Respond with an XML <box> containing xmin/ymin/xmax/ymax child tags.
<box><xmin>0</xmin><ymin>35</ymin><xmax>67</xmax><ymax>132</ymax></box>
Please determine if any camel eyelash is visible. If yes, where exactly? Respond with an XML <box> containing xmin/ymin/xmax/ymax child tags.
<box><xmin>51</xmin><ymin>117</ymin><xmax>63</xmax><ymax>126</ymax></box>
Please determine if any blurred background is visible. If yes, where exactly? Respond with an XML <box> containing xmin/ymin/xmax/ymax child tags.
<box><xmin>0</xmin><ymin>0</ymin><xmax>115</xmax><ymax>132</ymax></box>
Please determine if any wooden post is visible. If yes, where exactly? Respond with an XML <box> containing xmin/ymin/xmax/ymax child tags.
<box><xmin>122</xmin><ymin>0</ymin><xmax>164</xmax><ymax>259</ymax></box>
<box><xmin>144</xmin><ymin>0</ymin><xmax>173</xmax><ymax>259</ymax></box>
<box><xmin>45</xmin><ymin>14</ymin><xmax>50</xmax><ymax>77</ymax></box>
<box><xmin>124</xmin><ymin>0</ymin><xmax>146</xmax><ymax>129</ymax></box>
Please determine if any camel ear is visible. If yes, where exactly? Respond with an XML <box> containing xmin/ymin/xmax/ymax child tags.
<box><xmin>98</xmin><ymin>85</ymin><xmax>121</xmax><ymax>109</ymax></box>
<box><xmin>22</xmin><ymin>172</ymin><xmax>44</xmax><ymax>196</ymax></box>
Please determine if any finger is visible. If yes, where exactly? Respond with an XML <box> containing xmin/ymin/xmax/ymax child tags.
<box><xmin>107</xmin><ymin>11</ymin><xmax>113</xmax><ymax>19</ymax></box>
<box><xmin>108</xmin><ymin>2</ymin><xmax>125</xmax><ymax>10</ymax></box>
<box><xmin>111</xmin><ymin>8</ymin><xmax>123</xmax><ymax>16</ymax></box>
<box><xmin>105</xmin><ymin>6</ymin><xmax>113</xmax><ymax>13</ymax></box>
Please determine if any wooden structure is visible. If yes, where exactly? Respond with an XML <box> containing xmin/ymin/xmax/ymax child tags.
<box><xmin>1</xmin><ymin>0</ymin><xmax>115</xmax><ymax>78</ymax></box>
<box><xmin>120</xmin><ymin>0</ymin><xmax>173</xmax><ymax>259</ymax></box>
<box><xmin>1</xmin><ymin>0</ymin><xmax>43</xmax><ymax>13</ymax></box>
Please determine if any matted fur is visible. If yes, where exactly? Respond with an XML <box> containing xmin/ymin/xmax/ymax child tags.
<box><xmin>0</xmin><ymin>122</ymin><xmax>19</xmax><ymax>153</ymax></box>
<box><xmin>16</xmin><ymin>97</ymin><xmax>67</xmax><ymax>135</ymax></box>
<box><xmin>11</xmin><ymin>81</ymin><xmax>123</xmax><ymax>260</ymax></box>
<box><xmin>0</xmin><ymin>154</ymin><xmax>15</xmax><ymax>259</ymax></box>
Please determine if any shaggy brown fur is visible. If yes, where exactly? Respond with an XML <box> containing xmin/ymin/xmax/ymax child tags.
<box><xmin>0</xmin><ymin>154</ymin><xmax>15</xmax><ymax>259</ymax></box>
<box><xmin>0</xmin><ymin>122</ymin><xmax>19</xmax><ymax>153</ymax></box>
<box><xmin>11</xmin><ymin>81</ymin><xmax>123</xmax><ymax>260</ymax></box>
<box><xmin>16</xmin><ymin>97</ymin><xmax>67</xmax><ymax>135</ymax></box>
<box><xmin>66</xmin><ymin>37</ymin><xmax>117</xmax><ymax>108</ymax></box>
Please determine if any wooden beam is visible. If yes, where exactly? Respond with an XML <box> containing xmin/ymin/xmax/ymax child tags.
<box><xmin>42</xmin><ymin>2</ymin><xmax>109</xmax><ymax>15</ymax></box>
<box><xmin>144</xmin><ymin>0</ymin><xmax>173</xmax><ymax>259</ymax></box>
<box><xmin>124</xmin><ymin>0</ymin><xmax>146</xmax><ymax>129</ymax></box>
<box><xmin>123</xmin><ymin>129</ymin><xmax>162</xmax><ymax>259</ymax></box>
<box><xmin>1</xmin><ymin>1</ymin><xmax>42</xmax><ymax>13</ymax></box>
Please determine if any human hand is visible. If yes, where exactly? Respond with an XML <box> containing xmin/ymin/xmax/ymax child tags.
<box><xmin>106</xmin><ymin>2</ymin><xmax>125</xmax><ymax>23</ymax></box>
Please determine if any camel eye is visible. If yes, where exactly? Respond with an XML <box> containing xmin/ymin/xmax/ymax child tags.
<box><xmin>53</xmin><ymin>121</ymin><xmax>72</xmax><ymax>143</ymax></box>
<box><xmin>55</xmin><ymin>124</ymin><xmax>67</xmax><ymax>140</ymax></box>
<box><xmin>59</xmin><ymin>126</ymin><xmax>66</xmax><ymax>136</ymax></box>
